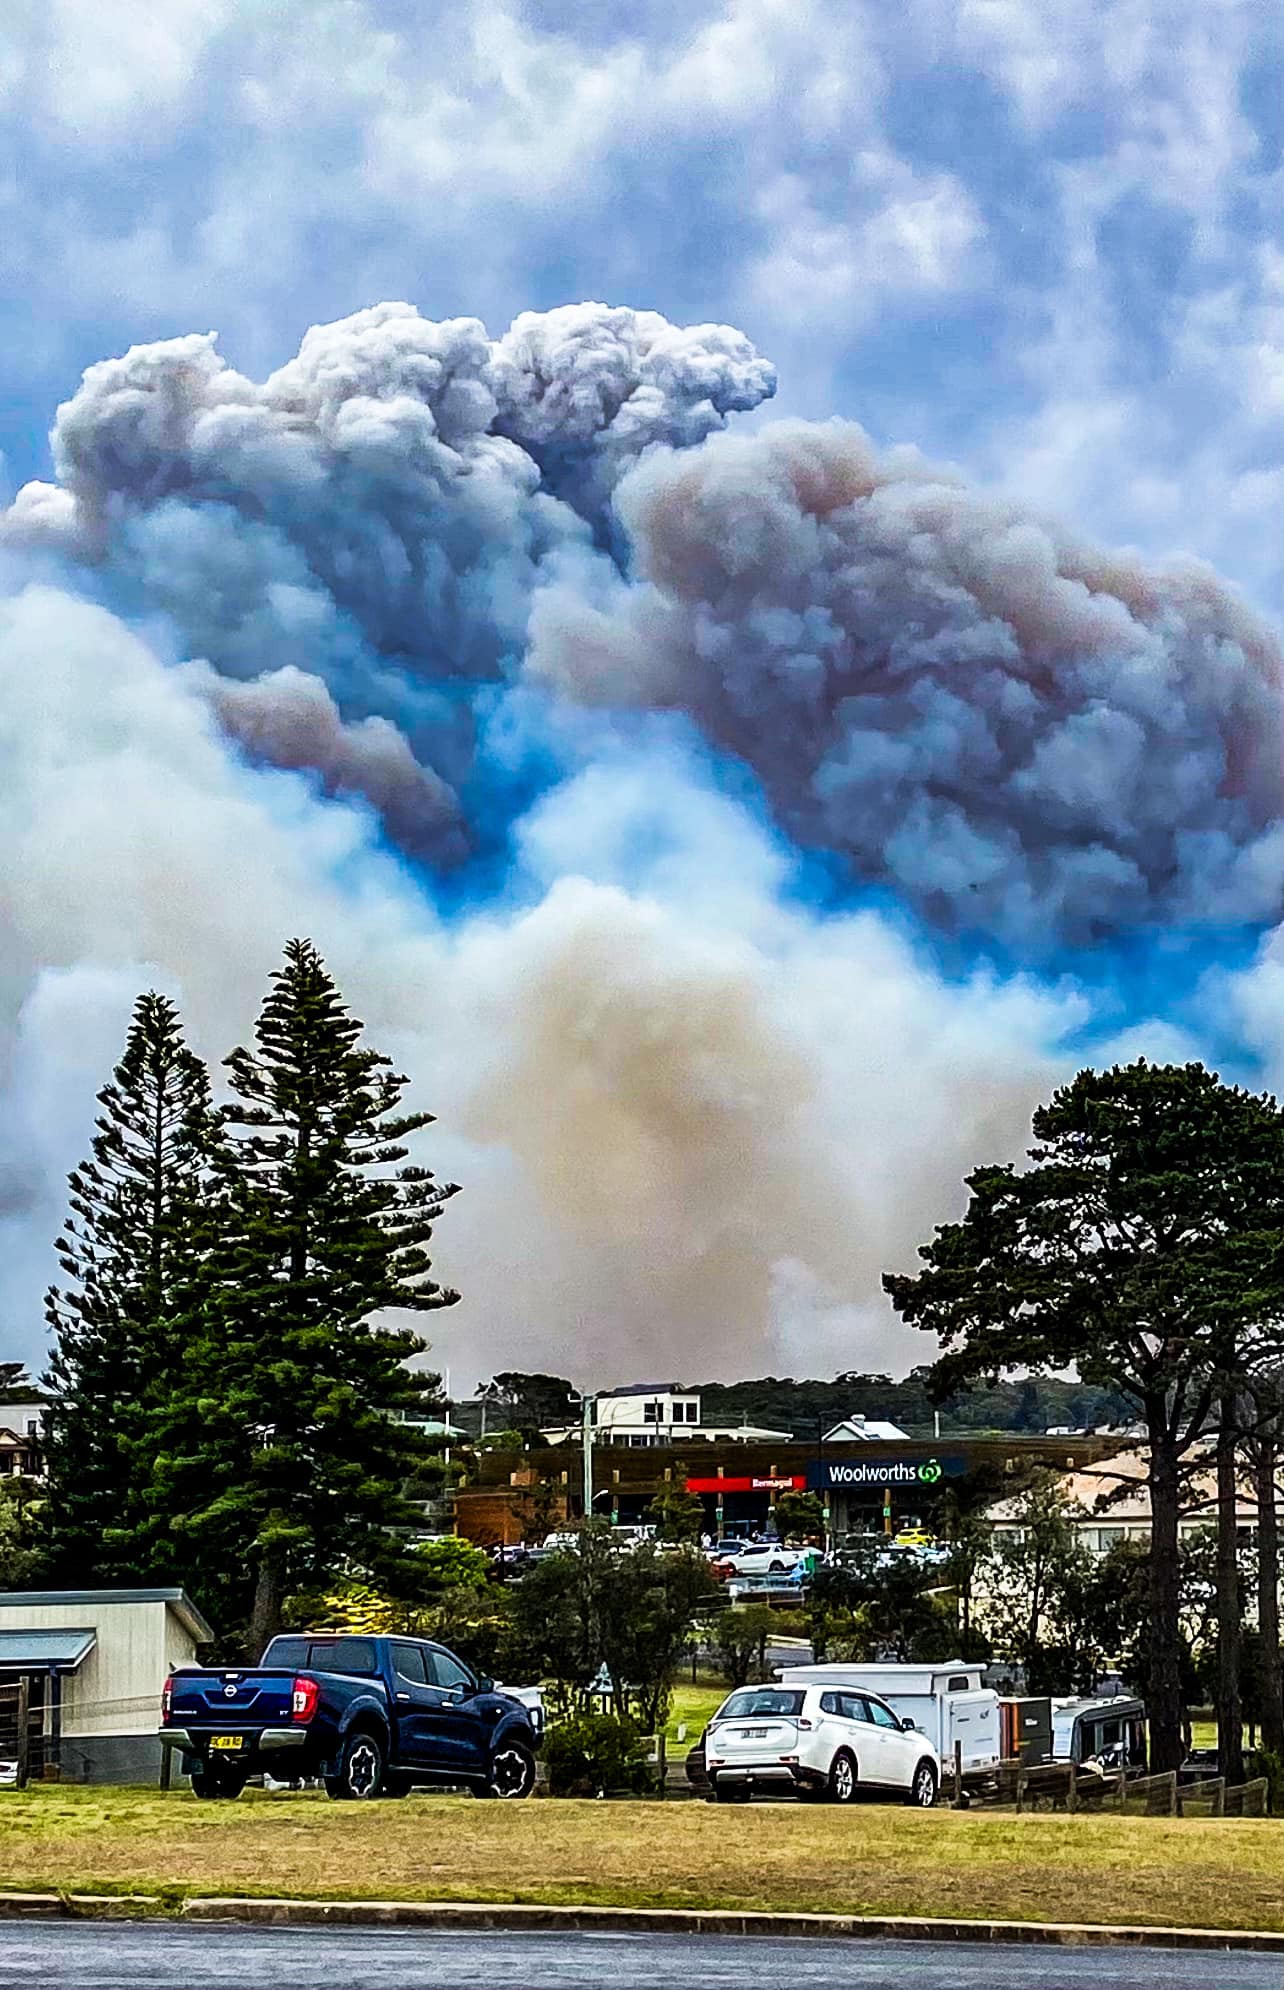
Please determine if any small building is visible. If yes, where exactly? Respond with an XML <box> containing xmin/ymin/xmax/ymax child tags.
<box><xmin>541</xmin><ymin>1385</ymin><xmax>793</xmax><ymax>1449</ymax></box>
<box><xmin>987</xmin><ymin>1447</ymin><xmax>1270</xmax><ymax>1556</ymax></box>
<box><xmin>824</xmin><ymin>1413</ymin><xmax>910</xmax><ymax>1443</ymax></box>
<box><xmin>0</xmin><ymin>1587</ymin><xmax>213</xmax><ymax>1784</ymax></box>
<box><xmin>0</xmin><ymin>1386</ymin><xmax>46</xmax><ymax>1479</ymax></box>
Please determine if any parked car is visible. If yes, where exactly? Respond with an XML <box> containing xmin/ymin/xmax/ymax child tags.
<box><xmin>160</xmin><ymin>1631</ymin><xmax>541</xmax><ymax>1801</ymax></box>
<box><xmin>779</xmin><ymin>1662</ymin><xmax>1001</xmax><ymax>1777</ymax></box>
<box><xmin>712</xmin><ymin>1542</ymin><xmax>803</xmax><ymax>1577</ymax></box>
<box><xmin>703</xmin><ymin>1682</ymin><xmax>939</xmax><ymax>1806</ymax></box>
<box><xmin>892</xmin><ymin>1528</ymin><xmax>935</xmax><ymax>1550</ymax></box>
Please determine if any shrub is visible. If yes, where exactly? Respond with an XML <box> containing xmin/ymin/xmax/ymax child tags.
<box><xmin>543</xmin><ymin>1712</ymin><xmax>653</xmax><ymax>1797</ymax></box>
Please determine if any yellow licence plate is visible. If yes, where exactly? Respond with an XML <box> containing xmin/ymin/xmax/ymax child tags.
<box><xmin>209</xmin><ymin>1735</ymin><xmax>244</xmax><ymax>1751</ymax></box>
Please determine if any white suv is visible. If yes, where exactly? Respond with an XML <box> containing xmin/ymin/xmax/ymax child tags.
<box><xmin>704</xmin><ymin>1683</ymin><xmax>939</xmax><ymax>1806</ymax></box>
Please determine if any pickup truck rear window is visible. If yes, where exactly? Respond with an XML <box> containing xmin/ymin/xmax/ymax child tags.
<box><xmin>263</xmin><ymin>1636</ymin><xmax>379</xmax><ymax>1676</ymax></box>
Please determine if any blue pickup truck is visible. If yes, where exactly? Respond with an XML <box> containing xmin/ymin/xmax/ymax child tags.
<box><xmin>160</xmin><ymin>1631</ymin><xmax>541</xmax><ymax>1801</ymax></box>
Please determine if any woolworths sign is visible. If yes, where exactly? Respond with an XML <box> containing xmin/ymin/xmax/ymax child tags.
<box><xmin>810</xmin><ymin>1455</ymin><xmax>967</xmax><ymax>1490</ymax></box>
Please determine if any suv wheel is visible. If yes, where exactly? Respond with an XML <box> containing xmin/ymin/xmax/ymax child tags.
<box><xmin>907</xmin><ymin>1760</ymin><xmax>938</xmax><ymax>1808</ymax></box>
<box><xmin>828</xmin><ymin>1748</ymin><xmax>859</xmax><ymax>1804</ymax></box>
<box><xmin>325</xmin><ymin>1729</ymin><xmax>385</xmax><ymax>1801</ymax></box>
<box><xmin>483</xmin><ymin>1739</ymin><xmax>536</xmax><ymax>1799</ymax></box>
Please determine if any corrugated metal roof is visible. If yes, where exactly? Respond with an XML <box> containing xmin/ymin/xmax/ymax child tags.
<box><xmin>0</xmin><ymin>1628</ymin><xmax>96</xmax><ymax>1669</ymax></box>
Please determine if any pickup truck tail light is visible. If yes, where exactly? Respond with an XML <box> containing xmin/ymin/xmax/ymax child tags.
<box><xmin>291</xmin><ymin>1675</ymin><xmax>320</xmax><ymax>1723</ymax></box>
<box><xmin>161</xmin><ymin>1675</ymin><xmax>174</xmax><ymax>1721</ymax></box>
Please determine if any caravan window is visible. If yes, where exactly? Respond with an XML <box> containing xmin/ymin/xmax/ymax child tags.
<box><xmin>947</xmin><ymin>1676</ymin><xmax>970</xmax><ymax>1691</ymax></box>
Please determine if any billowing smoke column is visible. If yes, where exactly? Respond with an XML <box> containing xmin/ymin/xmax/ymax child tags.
<box><xmin>10</xmin><ymin>300</ymin><xmax>1280</xmax><ymax>952</ymax></box>
<box><xmin>2</xmin><ymin>297</ymin><xmax>1282</xmax><ymax>1381</ymax></box>
<box><xmin>531</xmin><ymin>421</ymin><xmax>1284</xmax><ymax>946</ymax></box>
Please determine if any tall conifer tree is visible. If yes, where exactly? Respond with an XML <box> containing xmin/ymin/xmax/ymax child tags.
<box><xmin>153</xmin><ymin>939</ymin><xmax>460</xmax><ymax>1654</ymax></box>
<box><xmin>43</xmin><ymin>993</ymin><xmax>211</xmax><ymax>1582</ymax></box>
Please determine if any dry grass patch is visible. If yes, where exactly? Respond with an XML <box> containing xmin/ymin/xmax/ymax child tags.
<box><xmin>1</xmin><ymin>1786</ymin><xmax>1281</xmax><ymax>1931</ymax></box>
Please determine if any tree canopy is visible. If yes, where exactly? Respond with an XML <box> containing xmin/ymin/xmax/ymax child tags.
<box><xmin>885</xmin><ymin>1059</ymin><xmax>1284</xmax><ymax>1770</ymax></box>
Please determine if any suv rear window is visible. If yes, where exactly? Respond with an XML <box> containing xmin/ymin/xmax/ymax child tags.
<box><xmin>717</xmin><ymin>1689</ymin><xmax>805</xmax><ymax>1721</ymax></box>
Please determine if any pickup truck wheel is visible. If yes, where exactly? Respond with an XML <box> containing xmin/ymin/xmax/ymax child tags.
<box><xmin>190</xmin><ymin>1765</ymin><xmax>245</xmax><ymax>1800</ymax></box>
<box><xmin>828</xmin><ymin>1748</ymin><xmax>859</xmax><ymax>1805</ymax></box>
<box><xmin>481</xmin><ymin>1739</ymin><xmax>536</xmax><ymax>1799</ymax></box>
<box><xmin>325</xmin><ymin>1730</ymin><xmax>386</xmax><ymax>1801</ymax></box>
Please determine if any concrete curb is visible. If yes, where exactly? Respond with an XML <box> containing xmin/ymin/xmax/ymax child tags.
<box><xmin>0</xmin><ymin>1891</ymin><xmax>161</xmax><ymax>1918</ymax></box>
<box><xmin>3</xmin><ymin>1891</ymin><xmax>1284</xmax><ymax>1952</ymax></box>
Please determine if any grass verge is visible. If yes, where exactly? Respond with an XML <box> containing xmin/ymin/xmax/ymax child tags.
<box><xmin>1</xmin><ymin>1786</ymin><xmax>1282</xmax><ymax>1932</ymax></box>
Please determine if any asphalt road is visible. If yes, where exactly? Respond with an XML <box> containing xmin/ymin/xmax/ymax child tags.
<box><xmin>3</xmin><ymin>1924</ymin><xmax>1280</xmax><ymax>1989</ymax></box>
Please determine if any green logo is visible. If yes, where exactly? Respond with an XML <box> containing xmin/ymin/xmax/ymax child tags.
<box><xmin>917</xmin><ymin>1458</ymin><xmax>943</xmax><ymax>1484</ymax></box>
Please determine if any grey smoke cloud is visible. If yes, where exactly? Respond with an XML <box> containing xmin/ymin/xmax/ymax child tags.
<box><xmin>179</xmin><ymin>661</ymin><xmax>466</xmax><ymax>864</ymax></box>
<box><xmin>529</xmin><ymin>419</ymin><xmax>1284</xmax><ymax>947</ymax></box>
<box><xmin>5</xmin><ymin>300</ymin><xmax>776</xmax><ymax>864</ymax></box>
<box><xmin>490</xmin><ymin>302</ymin><xmax>776</xmax><ymax>526</ymax></box>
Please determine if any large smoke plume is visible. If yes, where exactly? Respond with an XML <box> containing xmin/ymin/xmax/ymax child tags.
<box><xmin>530</xmin><ymin>421</ymin><xmax>1284</xmax><ymax>947</ymax></box>
<box><xmin>1</xmin><ymin>298</ymin><xmax>1281</xmax><ymax>1381</ymax></box>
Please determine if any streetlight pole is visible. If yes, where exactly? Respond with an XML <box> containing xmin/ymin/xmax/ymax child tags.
<box><xmin>581</xmin><ymin>1391</ymin><xmax>595</xmax><ymax>1523</ymax></box>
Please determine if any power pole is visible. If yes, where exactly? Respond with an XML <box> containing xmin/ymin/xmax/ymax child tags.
<box><xmin>581</xmin><ymin>1392</ymin><xmax>595</xmax><ymax>1522</ymax></box>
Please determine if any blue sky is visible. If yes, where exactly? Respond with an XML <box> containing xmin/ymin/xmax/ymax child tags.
<box><xmin>0</xmin><ymin>1</ymin><xmax>1280</xmax><ymax>1381</ymax></box>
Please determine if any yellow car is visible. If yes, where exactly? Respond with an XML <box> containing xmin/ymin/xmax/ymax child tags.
<box><xmin>893</xmin><ymin>1528</ymin><xmax>934</xmax><ymax>1549</ymax></box>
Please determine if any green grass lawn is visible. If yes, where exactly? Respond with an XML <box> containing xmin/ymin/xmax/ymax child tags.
<box><xmin>1</xmin><ymin>1785</ymin><xmax>1282</xmax><ymax>1932</ymax></box>
<box><xmin>664</xmin><ymin>1682</ymin><xmax>725</xmax><ymax>1743</ymax></box>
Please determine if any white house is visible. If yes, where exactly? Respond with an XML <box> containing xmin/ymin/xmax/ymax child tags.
<box><xmin>824</xmin><ymin>1413</ymin><xmax>911</xmax><ymax>1443</ymax></box>
<box><xmin>543</xmin><ymin>1385</ymin><xmax>792</xmax><ymax>1448</ymax></box>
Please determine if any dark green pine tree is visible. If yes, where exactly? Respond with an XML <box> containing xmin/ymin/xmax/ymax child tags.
<box><xmin>154</xmin><ymin>938</ymin><xmax>461</xmax><ymax>1656</ymax></box>
<box><xmin>42</xmin><ymin>993</ymin><xmax>212</xmax><ymax>1584</ymax></box>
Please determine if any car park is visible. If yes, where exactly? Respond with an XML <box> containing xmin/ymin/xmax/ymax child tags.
<box><xmin>702</xmin><ymin>1682</ymin><xmax>939</xmax><ymax>1806</ymax></box>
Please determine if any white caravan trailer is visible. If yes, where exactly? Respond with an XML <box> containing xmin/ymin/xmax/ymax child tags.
<box><xmin>778</xmin><ymin>1661</ymin><xmax>1001</xmax><ymax>1775</ymax></box>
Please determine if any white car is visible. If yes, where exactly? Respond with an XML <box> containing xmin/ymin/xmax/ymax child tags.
<box><xmin>703</xmin><ymin>1683</ymin><xmax>939</xmax><ymax>1806</ymax></box>
<box><xmin>713</xmin><ymin>1541</ymin><xmax>802</xmax><ymax>1577</ymax></box>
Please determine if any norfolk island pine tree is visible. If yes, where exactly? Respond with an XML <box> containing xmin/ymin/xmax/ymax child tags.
<box><xmin>43</xmin><ymin>992</ymin><xmax>213</xmax><ymax>1584</ymax></box>
<box><xmin>147</xmin><ymin>938</ymin><xmax>460</xmax><ymax>1654</ymax></box>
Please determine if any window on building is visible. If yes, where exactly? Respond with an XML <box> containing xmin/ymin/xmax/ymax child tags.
<box><xmin>680</xmin><ymin>1401</ymin><xmax>699</xmax><ymax>1422</ymax></box>
<box><xmin>643</xmin><ymin>1402</ymin><xmax>662</xmax><ymax>1425</ymax></box>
